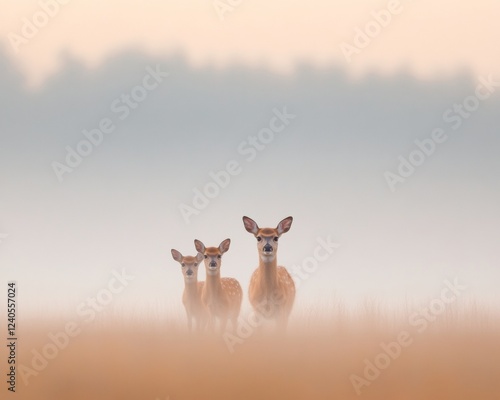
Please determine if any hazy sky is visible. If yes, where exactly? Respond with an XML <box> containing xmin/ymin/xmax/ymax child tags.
<box><xmin>0</xmin><ymin>1</ymin><xmax>499</xmax><ymax>320</ymax></box>
<box><xmin>1</xmin><ymin>0</ymin><xmax>499</xmax><ymax>85</ymax></box>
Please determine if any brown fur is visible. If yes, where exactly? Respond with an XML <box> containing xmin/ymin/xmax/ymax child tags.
<box><xmin>195</xmin><ymin>239</ymin><xmax>243</xmax><ymax>333</ymax></box>
<box><xmin>171</xmin><ymin>250</ymin><xmax>207</xmax><ymax>332</ymax></box>
<box><xmin>243</xmin><ymin>216</ymin><xmax>296</xmax><ymax>330</ymax></box>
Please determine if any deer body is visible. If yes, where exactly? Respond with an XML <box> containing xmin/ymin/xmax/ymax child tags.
<box><xmin>248</xmin><ymin>261</ymin><xmax>295</xmax><ymax>323</ymax></box>
<box><xmin>243</xmin><ymin>217</ymin><xmax>296</xmax><ymax>330</ymax></box>
<box><xmin>171</xmin><ymin>250</ymin><xmax>207</xmax><ymax>332</ymax></box>
<box><xmin>195</xmin><ymin>239</ymin><xmax>243</xmax><ymax>333</ymax></box>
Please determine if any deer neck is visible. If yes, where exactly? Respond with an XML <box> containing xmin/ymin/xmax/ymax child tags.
<box><xmin>205</xmin><ymin>273</ymin><xmax>222</xmax><ymax>296</ymax></box>
<box><xmin>184</xmin><ymin>280</ymin><xmax>200</xmax><ymax>301</ymax></box>
<box><xmin>259</xmin><ymin>256</ymin><xmax>278</xmax><ymax>288</ymax></box>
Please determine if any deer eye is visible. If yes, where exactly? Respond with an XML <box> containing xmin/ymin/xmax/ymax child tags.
<box><xmin>257</xmin><ymin>237</ymin><xmax>262</xmax><ymax>242</ymax></box>
<box><xmin>194</xmin><ymin>263</ymin><xmax>198</xmax><ymax>267</ymax></box>
<box><xmin>204</xmin><ymin>255</ymin><xmax>208</xmax><ymax>259</ymax></box>
<box><xmin>274</xmin><ymin>237</ymin><xmax>279</xmax><ymax>242</ymax></box>
<box><xmin>181</xmin><ymin>263</ymin><xmax>185</xmax><ymax>267</ymax></box>
<box><xmin>217</xmin><ymin>255</ymin><xmax>221</xmax><ymax>259</ymax></box>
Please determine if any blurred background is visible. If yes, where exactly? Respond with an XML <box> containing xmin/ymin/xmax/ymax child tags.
<box><xmin>0</xmin><ymin>0</ymin><xmax>499</xmax><ymax>320</ymax></box>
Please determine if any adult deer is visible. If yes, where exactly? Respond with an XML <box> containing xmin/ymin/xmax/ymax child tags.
<box><xmin>243</xmin><ymin>216</ymin><xmax>295</xmax><ymax>331</ymax></box>
<box><xmin>194</xmin><ymin>239</ymin><xmax>243</xmax><ymax>333</ymax></box>
<box><xmin>171</xmin><ymin>249</ymin><xmax>207</xmax><ymax>332</ymax></box>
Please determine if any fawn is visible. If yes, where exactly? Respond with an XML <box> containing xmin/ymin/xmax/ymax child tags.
<box><xmin>243</xmin><ymin>216</ymin><xmax>296</xmax><ymax>330</ymax></box>
<box><xmin>171</xmin><ymin>249</ymin><xmax>207</xmax><ymax>332</ymax></box>
<box><xmin>194</xmin><ymin>238</ymin><xmax>243</xmax><ymax>333</ymax></box>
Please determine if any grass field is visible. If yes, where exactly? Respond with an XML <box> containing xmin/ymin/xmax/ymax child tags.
<box><xmin>8</xmin><ymin>303</ymin><xmax>500</xmax><ymax>400</ymax></box>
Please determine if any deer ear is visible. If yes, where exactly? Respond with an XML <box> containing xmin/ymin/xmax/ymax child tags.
<box><xmin>196</xmin><ymin>252</ymin><xmax>204</xmax><ymax>263</ymax></box>
<box><xmin>277</xmin><ymin>216</ymin><xmax>293</xmax><ymax>235</ymax></box>
<box><xmin>219</xmin><ymin>238</ymin><xmax>231</xmax><ymax>254</ymax></box>
<box><xmin>194</xmin><ymin>239</ymin><xmax>205</xmax><ymax>254</ymax></box>
<box><xmin>243</xmin><ymin>216</ymin><xmax>259</xmax><ymax>235</ymax></box>
<box><xmin>171</xmin><ymin>249</ymin><xmax>183</xmax><ymax>262</ymax></box>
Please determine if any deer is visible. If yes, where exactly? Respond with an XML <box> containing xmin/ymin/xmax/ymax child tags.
<box><xmin>194</xmin><ymin>238</ymin><xmax>243</xmax><ymax>334</ymax></box>
<box><xmin>243</xmin><ymin>216</ymin><xmax>296</xmax><ymax>331</ymax></box>
<box><xmin>171</xmin><ymin>248</ymin><xmax>207</xmax><ymax>332</ymax></box>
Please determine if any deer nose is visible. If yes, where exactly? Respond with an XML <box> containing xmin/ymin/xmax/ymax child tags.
<box><xmin>186</xmin><ymin>270</ymin><xmax>193</xmax><ymax>276</ymax></box>
<box><xmin>263</xmin><ymin>244</ymin><xmax>273</xmax><ymax>252</ymax></box>
<box><xmin>209</xmin><ymin>261</ymin><xmax>217</xmax><ymax>268</ymax></box>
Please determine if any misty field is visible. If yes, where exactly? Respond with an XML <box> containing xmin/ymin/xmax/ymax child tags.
<box><xmin>9</xmin><ymin>305</ymin><xmax>500</xmax><ymax>400</ymax></box>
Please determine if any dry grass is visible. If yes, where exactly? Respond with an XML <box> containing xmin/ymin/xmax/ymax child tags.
<box><xmin>8</xmin><ymin>305</ymin><xmax>500</xmax><ymax>400</ymax></box>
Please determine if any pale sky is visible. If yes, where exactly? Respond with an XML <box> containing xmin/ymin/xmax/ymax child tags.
<box><xmin>1</xmin><ymin>0</ymin><xmax>499</xmax><ymax>86</ymax></box>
